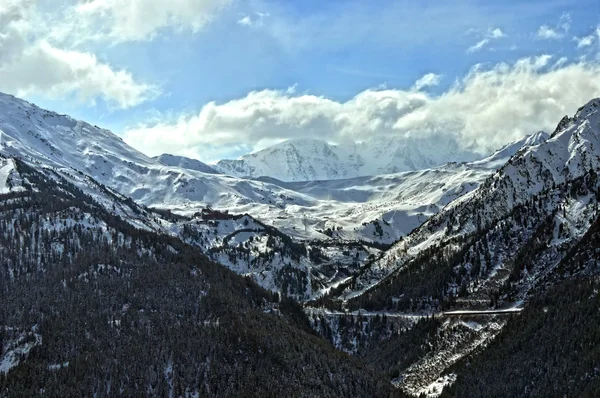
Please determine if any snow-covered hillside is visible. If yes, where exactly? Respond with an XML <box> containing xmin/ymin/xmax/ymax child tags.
<box><xmin>154</xmin><ymin>153</ymin><xmax>221</xmax><ymax>174</ymax></box>
<box><xmin>4</xmin><ymin>89</ymin><xmax>600</xmax><ymax>395</ymax></box>
<box><xmin>310</xmin><ymin>102</ymin><xmax>600</xmax><ymax>395</ymax></box>
<box><xmin>0</xmin><ymin>92</ymin><xmax>386</xmax><ymax>299</ymax></box>
<box><xmin>214</xmin><ymin>136</ymin><xmax>483</xmax><ymax>182</ymax></box>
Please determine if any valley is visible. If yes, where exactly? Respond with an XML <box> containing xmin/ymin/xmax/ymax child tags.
<box><xmin>1</xmin><ymin>92</ymin><xmax>599</xmax><ymax>396</ymax></box>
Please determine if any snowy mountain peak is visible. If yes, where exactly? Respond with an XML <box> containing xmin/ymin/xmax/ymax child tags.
<box><xmin>251</xmin><ymin>138</ymin><xmax>336</xmax><ymax>155</ymax></box>
<box><xmin>574</xmin><ymin>97</ymin><xmax>600</xmax><ymax>119</ymax></box>
<box><xmin>215</xmin><ymin>136</ymin><xmax>483</xmax><ymax>182</ymax></box>
<box><xmin>523</xmin><ymin>130</ymin><xmax>549</xmax><ymax>146</ymax></box>
<box><xmin>249</xmin><ymin>139</ymin><xmax>341</xmax><ymax>163</ymax></box>
<box><xmin>0</xmin><ymin>91</ymin><xmax>315</xmax><ymax>213</ymax></box>
<box><xmin>469</xmin><ymin>131</ymin><xmax>548</xmax><ymax>168</ymax></box>
<box><xmin>436</xmin><ymin>99</ymin><xmax>600</xmax><ymax>237</ymax></box>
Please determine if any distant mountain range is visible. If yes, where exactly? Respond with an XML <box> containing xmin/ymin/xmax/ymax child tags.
<box><xmin>210</xmin><ymin>136</ymin><xmax>485</xmax><ymax>182</ymax></box>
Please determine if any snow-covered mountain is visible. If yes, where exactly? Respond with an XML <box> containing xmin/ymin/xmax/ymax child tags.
<box><xmin>0</xmin><ymin>90</ymin><xmax>554</xmax><ymax>301</ymax></box>
<box><xmin>0</xmin><ymin>92</ymin><xmax>316</xmax><ymax>214</ymax></box>
<box><xmin>214</xmin><ymin>136</ymin><xmax>483</xmax><ymax>182</ymax></box>
<box><xmin>0</xmin><ymin>91</ymin><xmax>545</xmax><ymax>244</ymax></box>
<box><xmin>154</xmin><ymin>153</ymin><xmax>221</xmax><ymax>174</ymax></box>
<box><xmin>0</xmin><ymin>92</ymin><xmax>383</xmax><ymax>299</ymax></box>
<box><xmin>314</xmin><ymin>102</ymin><xmax>600</xmax><ymax>394</ymax></box>
<box><xmin>340</xmin><ymin>98</ymin><xmax>600</xmax><ymax>302</ymax></box>
<box><xmin>3</xmin><ymin>89</ymin><xmax>600</xmax><ymax>396</ymax></box>
<box><xmin>0</xmin><ymin>156</ymin><xmax>390</xmax><ymax>397</ymax></box>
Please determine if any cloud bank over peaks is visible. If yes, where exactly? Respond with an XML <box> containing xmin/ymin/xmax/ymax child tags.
<box><xmin>124</xmin><ymin>55</ymin><xmax>600</xmax><ymax>163</ymax></box>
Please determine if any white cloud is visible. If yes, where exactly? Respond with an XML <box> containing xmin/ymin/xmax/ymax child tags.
<box><xmin>552</xmin><ymin>56</ymin><xmax>568</xmax><ymax>69</ymax></box>
<box><xmin>237</xmin><ymin>12</ymin><xmax>269</xmax><ymax>27</ymax></box>
<box><xmin>537</xmin><ymin>13</ymin><xmax>571</xmax><ymax>40</ymax></box>
<box><xmin>74</xmin><ymin>0</ymin><xmax>232</xmax><ymax>42</ymax></box>
<box><xmin>467</xmin><ymin>39</ymin><xmax>490</xmax><ymax>53</ymax></box>
<box><xmin>574</xmin><ymin>25</ymin><xmax>600</xmax><ymax>49</ymax></box>
<box><xmin>413</xmin><ymin>73</ymin><xmax>441</xmax><ymax>91</ymax></box>
<box><xmin>574</xmin><ymin>35</ymin><xmax>595</xmax><ymax>48</ymax></box>
<box><xmin>1</xmin><ymin>42</ymin><xmax>158</xmax><ymax>108</ymax></box>
<box><xmin>0</xmin><ymin>0</ymin><xmax>158</xmax><ymax>108</ymax></box>
<box><xmin>237</xmin><ymin>15</ymin><xmax>252</xmax><ymax>26</ymax></box>
<box><xmin>466</xmin><ymin>27</ymin><xmax>505</xmax><ymax>53</ymax></box>
<box><xmin>487</xmin><ymin>28</ymin><xmax>506</xmax><ymax>39</ymax></box>
<box><xmin>537</xmin><ymin>25</ymin><xmax>562</xmax><ymax>39</ymax></box>
<box><xmin>124</xmin><ymin>56</ymin><xmax>600</xmax><ymax>161</ymax></box>
<box><xmin>559</xmin><ymin>12</ymin><xmax>572</xmax><ymax>32</ymax></box>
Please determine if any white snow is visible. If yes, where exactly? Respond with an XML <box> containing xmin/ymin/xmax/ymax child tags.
<box><xmin>0</xmin><ymin>158</ymin><xmax>23</xmax><ymax>193</ymax></box>
<box><xmin>0</xmin><ymin>326</ymin><xmax>42</xmax><ymax>374</ymax></box>
<box><xmin>418</xmin><ymin>374</ymin><xmax>457</xmax><ymax>397</ymax></box>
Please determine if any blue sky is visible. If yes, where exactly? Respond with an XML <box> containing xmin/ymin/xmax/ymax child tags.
<box><xmin>2</xmin><ymin>0</ymin><xmax>600</xmax><ymax>162</ymax></box>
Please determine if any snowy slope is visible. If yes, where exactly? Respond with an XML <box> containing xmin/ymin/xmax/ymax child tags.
<box><xmin>0</xmin><ymin>157</ymin><xmax>24</xmax><ymax>194</ymax></box>
<box><xmin>0</xmin><ymin>91</ymin><xmax>555</xmax><ymax>301</ymax></box>
<box><xmin>5</xmin><ymin>90</ymin><xmax>598</xmax><ymax>391</ymax></box>
<box><xmin>214</xmin><ymin>136</ymin><xmax>483</xmax><ymax>182</ymax></box>
<box><xmin>316</xmin><ymin>104</ymin><xmax>600</xmax><ymax>393</ymax></box>
<box><xmin>154</xmin><ymin>153</ymin><xmax>221</xmax><ymax>174</ymax></box>
<box><xmin>0</xmin><ymin>150</ymin><xmax>377</xmax><ymax>301</ymax></box>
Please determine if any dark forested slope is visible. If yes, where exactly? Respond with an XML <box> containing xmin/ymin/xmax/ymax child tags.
<box><xmin>0</xmin><ymin>158</ymin><xmax>394</xmax><ymax>397</ymax></box>
<box><xmin>441</xmin><ymin>213</ymin><xmax>600</xmax><ymax>398</ymax></box>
